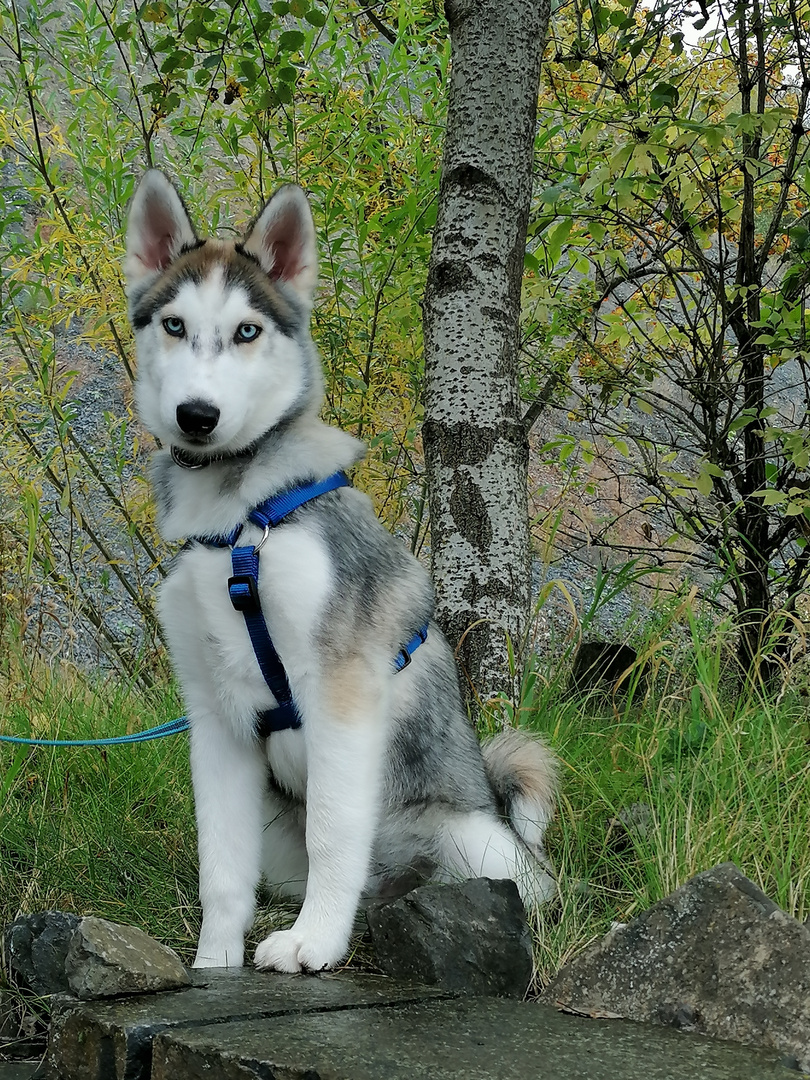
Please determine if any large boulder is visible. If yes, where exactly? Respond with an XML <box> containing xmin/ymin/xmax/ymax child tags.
<box><xmin>366</xmin><ymin>877</ymin><xmax>533</xmax><ymax>998</ymax></box>
<box><xmin>540</xmin><ymin>862</ymin><xmax>810</xmax><ymax>1070</ymax></box>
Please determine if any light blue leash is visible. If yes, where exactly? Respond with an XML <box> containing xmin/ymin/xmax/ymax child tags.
<box><xmin>1</xmin><ymin>473</ymin><xmax>427</xmax><ymax>751</ymax></box>
<box><xmin>0</xmin><ymin>715</ymin><xmax>189</xmax><ymax>748</ymax></box>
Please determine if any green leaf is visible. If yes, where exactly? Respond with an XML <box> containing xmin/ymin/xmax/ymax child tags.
<box><xmin>696</xmin><ymin>469</ymin><xmax>713</xmax><ymax>496</ymax></box>
<box><xmin>546</xmin><ymin>217</ymin><xmax>573</xmax><ymax>265</ymax></box>
<box><xmin>254</xmin><ymin>12</ymin><xmax>275</xmax><ymax>34</ymax></box>
<box><xmin>538</xmin><ymin>183</ymin><xmax>567</xmax><ymax>205</ymax></box>
<box><xmin>305</xmin><ymin>8</ymin><xmax>326</xmax><ymax>26</ymax></box>
<box><xmin>141</xmin><ymin>1</ymin><xmax>171</xmax><ymax>22</ymax></box>
<box><xmin>238</xmin><ymin>59</ymin><xmax>259</xmax><ymax>82</ymax></box>
<box><xmin>650</xmin><ymin>81</ymin><xmax>679</xmax><ymax>110</ymax></box>
<box><xmin>257</xmin><ymin>87</ymin><xmax>280</xmax><ymax>109</ymax></box>
<box><xmin>279</xmin><ymin>29</ymin><xmax>305</xmax><ymax>51</ymax></box>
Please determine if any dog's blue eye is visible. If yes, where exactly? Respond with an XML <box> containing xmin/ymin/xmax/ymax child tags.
<box><xmin>236</xmin><ymin>323</ymin><xmax>261</xmax><ymax>343</ymax></box>
<box><xmin>163</xmin><ymin>317</ymin><xmax>185</xmax><ymax>338</ymax></box>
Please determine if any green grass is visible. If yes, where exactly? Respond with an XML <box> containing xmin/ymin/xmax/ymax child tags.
<box><xmin>1</xmin><ymin>607</ymin><xmax>809</xmax><ymax>1005</ymax></box>
<box><xmin>518</xmin><ymin>606</ymin><xmax>810</xmax><ymax>984</ymax></box>
<box><xmin>0</xmin><ymin>665</ymin><xmax>199</xmax><ymax>956</ymax></box>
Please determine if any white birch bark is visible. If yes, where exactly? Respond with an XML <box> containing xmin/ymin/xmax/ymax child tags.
<box><xmin>422</xmin><ymin>0</ymin><xmax>550</xmax><ymax>707</ymax></box>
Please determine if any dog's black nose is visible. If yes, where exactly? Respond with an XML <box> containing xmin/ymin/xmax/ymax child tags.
<box><xmin>176</xmin><ymin>400</ymin><xmax>220</xmax><ymax>436</ymax></box>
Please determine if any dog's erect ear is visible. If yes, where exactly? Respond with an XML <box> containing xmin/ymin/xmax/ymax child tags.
<box><xmin>124</xmin><ymin>171</ymin><xmax>197</xmax><ymax>290</ymax></box>
<box><xmin>241</xmin><ymin>185</ymin><xmax>317</xmax><ymax>307</ymax></box>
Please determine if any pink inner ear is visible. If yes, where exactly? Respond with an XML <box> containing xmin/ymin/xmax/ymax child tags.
<box><xmin>140</xmin><ymin>196</ymin><xmax>181</xmax><ymax>271</ymax></box>
<box><xmin>262</xmin><ymin>204</ymin><xmax>306</xmax><ymax>281</ymax></box>
<box><xmin>268</xmin><ymin>239</ymin><xmax>300</xmax><ymax>281</ymax></box>
<box><xmin>140</xmin><ymin>231</ymin><xmax>175</xmax><ymax>272</ymax></box>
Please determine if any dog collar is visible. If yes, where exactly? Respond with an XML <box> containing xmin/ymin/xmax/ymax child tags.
<box><xmin>170</xmin><ymin>443</ymin><xmax>258</xmax><ymax>470</ymax></box>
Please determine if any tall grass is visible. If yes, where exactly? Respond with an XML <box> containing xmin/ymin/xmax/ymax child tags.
<box><xmin>2</xmin><ymin>587</ymin><xmax>808</xmax><ymax>1002</ymax></box>
<box><xmin>517</xmin><ymin>590</ymin><xmax>810</xmax><ymax>983</ymax></box>
<box><xmin>0</xmin><ymin>661</ymin><xmax>198</xmax><ymax>952</ymax></box>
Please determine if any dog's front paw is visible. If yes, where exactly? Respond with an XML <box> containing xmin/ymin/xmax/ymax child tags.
<box><xmin>254</xmin><ymin>927</ymin><xmax>346</xmax><ymax>973</ymax></box>
<box><xmin>193</xmin><ymin>938</ymin><xmax>245</xmax><ymax>969</ymax></box>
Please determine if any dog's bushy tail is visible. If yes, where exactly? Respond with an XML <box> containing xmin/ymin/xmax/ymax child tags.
<box><xmin>481</xmin><ymin>728</ymin><xmax>559</xmax><ymax>855</ymax></box>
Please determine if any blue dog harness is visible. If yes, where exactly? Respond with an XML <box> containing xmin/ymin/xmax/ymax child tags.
<box><xmin>191</xmin><ymin>471</ymin><xmax>428</xmax><ymax>738</ymax></box>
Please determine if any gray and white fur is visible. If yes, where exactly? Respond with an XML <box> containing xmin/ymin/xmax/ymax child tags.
<box><xmin>124</xmin><ymin>170</ymin><xmax>558</xmax><ymax>973</ymax></box>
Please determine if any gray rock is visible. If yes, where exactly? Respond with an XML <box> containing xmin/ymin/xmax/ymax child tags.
<box><xmin>540</xmin><ymin>862</ymin><xmax>810</xmax><ymax>1070</ymax></box>
<box><xmin>64</xmin><ymin>917</ymin><xmax>190</xmax><ymax>1000</ymax></box>
<box><xmin>567</xmin><ymin>641</ymin><xmax>645</xmax><ymax>696</ymax></box>
<box><xmin>4</xmin><ymin>911</ymin><xmax>80</xmax><ymax>996</ymax></box>
<box><xmin>366</xmin><ymin>877</ymin><xmax>533</xmax><ymax>998</ymax></box>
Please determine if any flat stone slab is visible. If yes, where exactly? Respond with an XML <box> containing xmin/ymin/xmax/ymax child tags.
<box><xmin>151</xmin><ymin>996</ymin><xmax>797</xmax><ymax>1080</ymax></box>
<box><xmin>48</xmin><ymin>969</ymin><xmax>453</xmax><ymax>1080</ymax></box>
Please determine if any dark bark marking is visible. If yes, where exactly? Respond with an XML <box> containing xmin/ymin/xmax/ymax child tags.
<box><xmin>429</xmin><ymin>259</ymin><xmax>474</xmax><ymax>298</ymax></box>
<box><xmin>450</xmin><ymin>472</ymin><xmax>493</xmax><ymax>552</ymax></box>
<box><xmin>423</xmin><ymin>418</ymin><xmax>529</xmax><ymax>467</ymax></box>
<box><xmin>445</xmin><ymin>163</ymin><xmax>507</xmax><ymax>204</ymax></box>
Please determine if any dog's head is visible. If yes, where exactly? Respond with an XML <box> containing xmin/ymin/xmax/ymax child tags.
<box><xmin>124</xmin><ymin>171</ymin><xmax>322</xmax><ymax>456</ymax></box>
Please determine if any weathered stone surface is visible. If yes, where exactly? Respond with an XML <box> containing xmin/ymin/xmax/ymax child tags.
<box><xmin>4</xmin><ymin>912</ymin><xmax>80</xmax><ymax>996</ymax></box>
<box><xmin>151</xmin><ymin>996</ymin><xmax>796</xmax><ymax>1080</ymax></box>
<box><xmin>48</xmin><ymin>969</ymin><xmax>453</xmax><ymax>1080</ymax></box>
<box><xmin>366</xmin><ymin>877</ymin><xmax>532</xmax><ymax>998</ymax></box>
<box><xmin>540</xmin><ymin>862</ymin><xmax>810</xmax><ymax>1070</ymax></box>
<box><xmin>64</xmin><ymin>917</ymin><xmax>190</xmax><ymax>1001</ymax></box>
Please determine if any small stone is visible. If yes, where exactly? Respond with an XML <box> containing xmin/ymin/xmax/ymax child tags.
<box><xmin>4</xmin><ymin>911</ymin><xmax>80</xmax><ymax>996</ymax></box>
<box><xmin>366</xmin><ymin>877</ymin><xmax>533</xmax><ymax>998</ymax></box>
<box><xmin>614</xmin><ymin>801</ymin><xmax>653</xmax><ymax>841</ymax></box>
<box><xmin>568</xmin><ymin>641</ymin><xmax>644</xmax><ymax>696</ymax></box>
<box><xmin>64</xmin><ymin>917</ymin><xmax>190</xmax><ymax>1000</ymax></box>
<box><xmin>540</xmin><ymin>862</ymin><xmax>810</xmax><ymax>1070</ymax></box>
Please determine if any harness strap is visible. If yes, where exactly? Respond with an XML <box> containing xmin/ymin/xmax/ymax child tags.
<box><xmin>196</xmin><ymin>472</ymin><xmax>351</xmax><ymax>548</ymax></box>
<box><xmin>228</xmin><ymin>546</ymin><xmax>301</xmax><ymax>731</ymax></box>
<box><xmin>394</xmin><ymin>624</ymin><xmax>429</xmax><ymax>672</ymax></box>
<box><xmin>195</xmin><ymin>470</ymin><xmax>427</xmax><ymax>739</ymax></box>
<box><xmin>249</xmin><ymin>472</ymin><xmax>351</xmax><ymax>529</ymax></box>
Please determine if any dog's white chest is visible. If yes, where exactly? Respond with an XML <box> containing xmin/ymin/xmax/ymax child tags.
<box><xmin>159</xmin><ymin>525</ymin><xmax>332</xmax><ymax>795</ymax></box>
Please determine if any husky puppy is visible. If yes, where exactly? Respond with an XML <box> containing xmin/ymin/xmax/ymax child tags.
<box><xmin>124</xmin><ymin>171</ymin><xmax>558</xmax><ymax>973</ymax></box>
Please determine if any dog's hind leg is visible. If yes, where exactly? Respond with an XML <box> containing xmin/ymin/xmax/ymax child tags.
<box><xmin>190</xmin><ymin>707</ymin><xmax>268</xmax><ymax>969</ymax></box>
<box><xmin>260</xmin><ymin>793</ymin><xmax>308</xmax><ymax>901</ymax></box>
<box><xmin>435</xmin><ymin>810</ymin><xmax>557</xmax><ymax>907</ymax></box>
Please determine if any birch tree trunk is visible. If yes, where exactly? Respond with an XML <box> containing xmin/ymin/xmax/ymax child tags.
<box><xmin>422</xmin><ymin>0</ymin><xmax>550</xmax><ymax>708</ymax></box>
